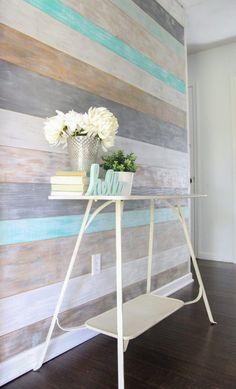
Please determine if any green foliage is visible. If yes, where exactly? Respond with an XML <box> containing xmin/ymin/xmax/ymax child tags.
<box><xmin>101</xmin><ymin>150</ymin><xmax>137</xmax><ymax>172</ymax></box>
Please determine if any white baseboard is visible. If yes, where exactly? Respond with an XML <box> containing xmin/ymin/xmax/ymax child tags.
<box><xmin>198</xmin><ymin>251</ymin><xmax>234</xmax><ymax>263</ymax></box>
<box><xmin>0</xmin><ymin>272</ymin><xmax>193</xmax><ymax>386</ymax></box>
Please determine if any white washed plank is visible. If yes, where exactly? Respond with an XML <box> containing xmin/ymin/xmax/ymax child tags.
<box><xmin>0</xmin><ymin>109</ymin><xmax>188</xmax><ymax>169</ymax></box>
<box><xmin>0</xmin><ymin>245</ymin><xmax>188</xmax><ymax>336</ymax></box>
<box><xmin>0</xmin><ymin>0</ymin><xmax>186</xmax><ymax>111</ymax></box>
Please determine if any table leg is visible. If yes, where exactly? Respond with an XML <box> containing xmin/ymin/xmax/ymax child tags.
<box><xmin>176</xmin><ymin>202</ymin><xmax>217</xmax><ymax>324</ymax></box>
<box><xmin>116</xmin><ymin>200</ymin><xmax>125</xmax><ymax>389</ymax></box>
<box><xmin>146</xmin><ymin>199</ymin><xmax>155</xmax><ymax>293</ymax></box>
<box><xmin>34</xmin><ymin>199</ymin><xmax>94</xmax><ymax>370</ymax></box>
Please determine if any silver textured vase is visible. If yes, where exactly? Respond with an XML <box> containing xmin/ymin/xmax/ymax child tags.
<box><xmin>67</xmin><ymin>136</ymin><xmax>100</xmax><ymax>172</ymax></box>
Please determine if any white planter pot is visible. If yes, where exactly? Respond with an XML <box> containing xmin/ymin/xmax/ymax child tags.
<box><xmin>118</xmin><ymin>172</ymin><xmax>134</xmax><ymax>195</ymax></box>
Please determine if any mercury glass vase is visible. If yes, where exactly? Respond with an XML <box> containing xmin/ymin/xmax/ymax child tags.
<box><xmin>67</xmin><ymin>136</ymin><xmax>100</xmax><ymax>173</ymax></box>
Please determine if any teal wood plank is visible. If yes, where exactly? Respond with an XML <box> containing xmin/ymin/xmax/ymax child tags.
<box><xmin>0</xmin><ymin>207</ymin><xmax>188</xmax><ymax>245</ymax></box>
<box><xmin>111</xmin><ymin>0</ymin><xmax>184</xmax><ymax>58</ymax></box>
<box><xmin>24</xmin><ymin>0</ymin><xmax>185</xmax><ymax>94</ymax></box>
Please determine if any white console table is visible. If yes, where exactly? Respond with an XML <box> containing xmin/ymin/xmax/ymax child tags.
<box><xmin>34</xmin><ymin>194</ymin><xmax>216</xmax><ymax>389</ymax></box>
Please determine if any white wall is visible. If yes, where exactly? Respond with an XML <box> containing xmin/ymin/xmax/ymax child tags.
<box><xmin>188</xmin><ymin>42</ymin><xmax>236</xmax><ymax>263</ymax></box>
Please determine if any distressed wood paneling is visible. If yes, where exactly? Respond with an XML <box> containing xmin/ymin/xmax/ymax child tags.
<box><xmin>0</xmin><ymin>113</ymin><xmax>188</xmax><ymax>169</ymax></box>
<box><xmin>0</xmin><ymin>146</ymin><xmax>69</xmax><ymax>184</ymax></box>
<box><xmin>24</xmin><ymin>0</ymin><xmax>185</xmax><ymax>93</ymax></box>
<box><xmin>0</xmin><ymin>262</ymin><xmax>188</xmax><ymax>362</ymax></box>
<box><xmin>62</xmin><ymin>0</ymin><xmax>185</xmax><ymax>80</ymax></box>
<box><xmin>0</xmin><ymin>207</ymin><xmax>188</xmax><ymax>246</ymax></box>
<box><xmin>135</xmin><ymin>165</ymin><xmax>188</xmax><ymax>189</ymax></box>
<box><xmin>0</xmin><ymin>0</ymin><xmax>186</xmax><ymax>110</ymax></box>
<box><xmin>0</xmin><ymin>221</ymin><xmax>186</xmax><ymax>298</ymax></box>
<box><xmin>0</xmin><ymin>256</ymin><xmax>188</xmax><ymax>336</ymax></box>
<box><xmin>0</xmin><ymin>61</ymin><xmax>187</xmax><ymax>151</ymax></box>
<box><xmin>133</xmin><ymin>0</ymin><xmax>184</xmax><ymax>44</ymax></box>
<box><xmin>0</xmin><ymin>25</ymin><xmax>186</xmax><ymax>129</ymax></box>
<box><xmin>111</xmin><ymin>0</ymin><xmax>184</xmax><ymax>57</ymax></box>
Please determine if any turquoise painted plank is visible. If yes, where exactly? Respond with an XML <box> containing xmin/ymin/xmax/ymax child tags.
<box><xmin>111</xmin><ymin>0</ymin><xmax>185</xmax><ymax>58</ymax></box>
<box><xmin>24</xmin><ymin>0</ymin><xmax>185</xmax><ymax>94</ymax></box>
<box><xmin>0</xmin><ymin>207</ymin><xmax>188</xmax><ymax>246</ymax></box>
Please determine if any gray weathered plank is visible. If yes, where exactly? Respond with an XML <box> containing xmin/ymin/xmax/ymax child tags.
<box><xmin>133</xmin><ymin>0</ymin><xmax>184</xmax><ymax>44</ymax></box>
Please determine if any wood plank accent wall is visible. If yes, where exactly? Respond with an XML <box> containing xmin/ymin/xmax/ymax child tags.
<box><xmin>0</xmin><ymin>0</ymin><xmax>188</xmax><ymax>376</ymax></box>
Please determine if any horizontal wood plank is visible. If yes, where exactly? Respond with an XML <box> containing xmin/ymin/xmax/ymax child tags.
<box><xmin>0</xmin><ymin>262</ymin><xmax>188</xmax><ymax>362</ymax></box>
<box><xmin>157</xmin><ymin>0</ymin><xmax>184</xmax><ymax>26</ymax></box>
<box><xmin>0</xmin><ymin>61</ymin><xmax>187</xmax><ymax>151</ymax></box>
<box><xmin>0</xmin><ymin>0</ymin><xmax>186</xmax><ymax>110</ymax></box>
<box><xmin>0</xmin><ymin>206</ymin><xmax>188</xmax><ymax>245</ymax></box>
<box><xmin>0</xmin><ymin>25</ymin><xmax>186</xmax><ymax>129</ymax></box>
<box><xmin>0</xmin><ymin>221</ymin><xmax>187</xmax><ymax>298</ymax></box>
<box><xmin>0</xmin><ymin>114</ymin><xmax>188</xmax><ymax>170</ymax></box>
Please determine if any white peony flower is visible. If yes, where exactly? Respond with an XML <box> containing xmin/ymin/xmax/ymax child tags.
<box><xmin>44</xmin><ymin>111</ymin><xmax>67</xmax><ymax>147</ymax></box>
<box><xmin>85</xmin><ymin>107</ymin><xmax>118</xmax><ymax>148</ymax></box>
<box><xmin>101</xmin><ymin>135</ymin><xmax>115</xmax><ymax>151</ymax></box>
<box><xmin>64</xmin><ymin>110</ymin><xmax>88</xmax><ymax>135</ymax></box>
<box><xmin>43</xmin><ymin>107</ymin><xmax>118</xmax><ymax>149</ymax></box>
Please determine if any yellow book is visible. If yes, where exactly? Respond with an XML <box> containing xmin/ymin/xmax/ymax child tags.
<box><xmin>51</xmin><ymin>184</ymin><xmax>88</xmax><ymax>192</ymax></box>
<box><xmin>50</xmin><ymin>176</ymin><xmax>89</xmax><ymax>185</ymax></box>
<box><xmin>56</xmin><ymin>171</ymin><xmax>87</xmax><ymax>177</ymax></box>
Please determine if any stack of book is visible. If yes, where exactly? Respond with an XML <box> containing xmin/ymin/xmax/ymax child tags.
<box><xmin>50</xmin><ymin>171</ymin><xmax>89</xmax><ymax>196</ymax></box>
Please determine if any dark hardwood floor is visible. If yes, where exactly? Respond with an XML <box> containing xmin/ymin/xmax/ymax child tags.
<box><xmin>4</xmin><ymin>260</ymin><xmax>236</xmax><ymax>389</ymax></box>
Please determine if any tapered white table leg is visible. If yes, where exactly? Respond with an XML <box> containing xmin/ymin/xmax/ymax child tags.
<box><xmin>34</xmin><ymin>199</ymin><xmax>94</xmax><ymax>370</ymax></box>
<box><xmin>176</xmin><ymin>203</ymin><xmax>217</xmax><ymax>324</ymax></box>
<box><xmin>116</xmin><ymin>200</ymin><xmax>125</xmax><ymax>389</ymax></box>
<box><xmin>146</xmin><ymin>199</ymin><xmax>155</xmax><ymax>293</ymax></box>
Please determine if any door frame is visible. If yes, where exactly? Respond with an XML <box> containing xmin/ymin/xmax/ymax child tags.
<box><xmin>230</xmin><ymin>75</ymin><xmax>236</xmax><ymax>263</ymax></box>
<box><xmin>188</xmin><ymin>82</ymin><xmax>199</xmax><ymax>256</ymax></box>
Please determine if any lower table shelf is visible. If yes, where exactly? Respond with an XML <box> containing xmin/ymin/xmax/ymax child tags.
<box><xmin>85</xmin><ymin>293</ymin><xmax>184</xmax><ymax>341</ymax></box>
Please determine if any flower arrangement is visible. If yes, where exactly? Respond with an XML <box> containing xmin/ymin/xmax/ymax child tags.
<box><xmin>44</xmin><ymin>107</ymin><xmax>119</xmax><ymax>151</ymax></box>
<box><xmin>101</xmin><ymin>150</ymin><xmax>137</xmax><ymax>172</ymax></box>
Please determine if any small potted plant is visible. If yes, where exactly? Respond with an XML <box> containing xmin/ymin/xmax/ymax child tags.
<box><xmin>101</xmin><ymin>150</ymin><xmax>137</xmax><ymax>195</ymax></box>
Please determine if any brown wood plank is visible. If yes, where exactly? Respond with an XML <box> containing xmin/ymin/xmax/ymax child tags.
<box><xmin>0</xmin><ymin>146</ymin><xmax>69</xmax><ymax>183</ymax></box>
<box><xmin>0</xmin><ymin>23</ymin><xmax>186</xmax><ymax>129</ymax></box>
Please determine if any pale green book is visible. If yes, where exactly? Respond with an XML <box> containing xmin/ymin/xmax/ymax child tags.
<box><xmin>50</xmin><ymin>176</ymin><xmax>89</xmax><ymax>185</ymax></box>
<box><xmin>56</xmin><ymin>171</ymin><xmax>87</xmax><ymax>176</ymax></box>
<box><xmin>51</xmin><ymin>184</ymin><xmax>88</xmax><ymax>192</ymax></box>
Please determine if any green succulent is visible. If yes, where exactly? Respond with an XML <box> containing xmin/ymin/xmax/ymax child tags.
<box><xmin>101</xmin><ymin>150</ymin><xmax>137</xmax><ymax>172</ymax></box>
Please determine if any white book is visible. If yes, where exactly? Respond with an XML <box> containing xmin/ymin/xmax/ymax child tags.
<box><xmin>50</xmin><ymin>176</ymin><xmax>89</xmax><ymax>184</ymax></box>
